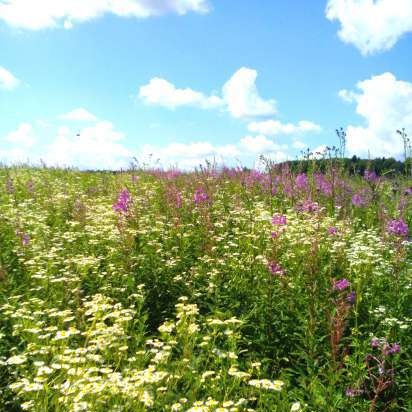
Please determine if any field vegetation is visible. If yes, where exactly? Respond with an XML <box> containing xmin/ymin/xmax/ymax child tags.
<box><xmin>0</xmin><ymin>156</ymin><xmax>411</xmax><ymax>412</ymax></box>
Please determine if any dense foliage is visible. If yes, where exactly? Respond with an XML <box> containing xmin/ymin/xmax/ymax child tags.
<box><xmin>0</xmin><ymin>163</ymin><xmax>411</xmax><ymax>412</ymax></box>
<box><xmin>283</xmin><ymin>157</ymin><xmax>410</xmax><ymax>176</ymax></box>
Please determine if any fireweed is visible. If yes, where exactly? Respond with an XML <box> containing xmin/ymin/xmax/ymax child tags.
<box><xmin>0</xmin><ymin>166</ymin><xmax>410</xmax><ymax>412</ymax></box>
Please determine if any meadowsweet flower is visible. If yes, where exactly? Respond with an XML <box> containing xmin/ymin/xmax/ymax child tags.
<box><xmin>387</xmin><ymin>218</ymin><xmax>408</xmax><ymax>237</ymax></box>
<box><xmin>333</xmin><ymin>278</ymin><xmax>350</xmax><ymax>291</ymax></box>
<box><xmin>6</xmin><ymin>355</ymin><xmax>27</xmax><ymax>365</ymax></box>
<box><xmin>248</xmin><ymin>379</ymin><xmax>284</xmax><ymax>391</ymax></box>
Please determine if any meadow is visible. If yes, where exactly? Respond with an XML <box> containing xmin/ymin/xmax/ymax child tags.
<box><xmin>0</xmin><ymin>160</ymin><xmax>411</xmax><ymax>412</ymax></box>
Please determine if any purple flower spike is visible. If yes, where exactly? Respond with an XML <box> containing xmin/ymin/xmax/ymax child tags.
<box><xmin>364</xmin><ymin>170</ymin><xmax>379</xmax><ymax>183</ymax></box>
<box><xmin>271</xmin><ymin>231</ymin><xmax>278</xmax><ymax>239</ymax></box>
<box><xmin>389</xmin><ymin>343</ymin><xmax>401</xmax><ymax>354</ymax></box>
<box><xmin>328</xmin><ymin>226</ymin><xmax>338</xmax><ymax>235</ymax></box>
<box><xmin>272</xmin><ymin>214</ymin><xmax>287</xmax><ymax>226</ymax></box>
<box><xmin>267</xmin><ymin>261</ymin><xmax>285</xmax><ymax>277</ymax></box>
<box><xmin>22</xmin><ymin>233</ymin><xmax>30</xmax><ymax>247</ymax></box>
<box><xmin>113</xmin><ymin>189</ymin><xmax>131</xmax><ymax>214</ymax></box>
<box><xmin>370</xmin><ymin>337</ymin><xmax>380</xmax><ymax>348</ymax></box>
<box><xmin>346</xmin><ymin>291</ymin><xmax>356</xmax><ymax>304</ymax></box>
<box><xmin>333</xmin><ymin>278</ymin><xmax>350</xmax><ymax>291</ymax></box>
<box><xmin>193</xmin><ymin>187</ymin><xmax>208</xmax><ymax>205</ymax></box>
<box><xmin>387</xmin><ymin>218</ymin><xmax>409</xmax><ymax>237</ymax></box>
<box><xmin>295</xmin><ymin>173</ymin><xmax>308</xmax><ymax>190</ymax></box>
<box><xmin>351</xmin><ymin>193</ymin><xmax>365</xmax><ymax>207</ymax></box>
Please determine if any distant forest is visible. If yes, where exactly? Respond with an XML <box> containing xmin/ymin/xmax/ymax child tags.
<box><xmin>282</xmin><ymin>156</ymin><xmax>412</xmax><ymax>176</ymax></box>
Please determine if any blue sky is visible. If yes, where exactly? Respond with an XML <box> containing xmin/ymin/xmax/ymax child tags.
<box><xmin>0</xmin><ymin>0</ymin><xmax>411</xmax><ymax>169</ymax></box>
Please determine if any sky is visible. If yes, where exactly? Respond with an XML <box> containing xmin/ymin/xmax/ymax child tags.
<box><xmin>0</xmin><ymin>0</ymin><xmax>412</xmax><ymax>170</ymax></box>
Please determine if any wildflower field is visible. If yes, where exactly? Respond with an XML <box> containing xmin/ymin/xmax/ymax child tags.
<box><xmin>0</xmin><ymin>162</ymin><xmax>411</xmax><ymax>412</ymax></box>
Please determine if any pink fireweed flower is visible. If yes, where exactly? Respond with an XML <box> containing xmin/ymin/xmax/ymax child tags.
<box><xmin>5</xmin><ymin>178</ymin><xmax>14</xmax><ymax>194</ymax></box>
<box><xmin>295</xmin><ymin>173</ymin><xmax>308</xmax><ymax>190</ymax></box>
<box><xmin>351</xmin><ymin>193</ymin><xmax>366</xmax><ymax>207</ymax></box>
<box><xmin>387</xmin><ymin>218</ymin><xmax>408</xmax><ymax>237</ymax></box>
<box><xmin>193</xmin><ymin>187</ymin><xmax>209</xmax><ymax>205</ymax></box>
<box><xmin>333</xmin><ymin>278</ymin><xmax>350</xmax><ymax>291</ymax></box>
<box><xmin>272</xmin><ymin>214</ymin><xmax>287</xmax><ymax>226</ymax></box>
<box><xmin>267</xmin><ymin>261</ymin><xmax>285</xmax><ymax>276</ymax></box>
<box><xmin>328</xmin><ymin>226</ymin><xmax>338</xmax><ymax>235</ymax></box>
<box><xmin>297</xmin><ymin>200</ymin><xmax>319</xmax><ymax>213</ymax></box>
<box><xmin>364</xmin><ymin>170</ymin><xmax>379</xmax><ymax>183</ymax></box>
<box><xmin>22</xmin><ymin>233</ymin><xmax>30</xmax><ymax>247</ymax></box>
<box><xmin>370</xmin><ymin>337</ymin><xmax>380</xmax><ymax>348</ymax></box>
<box><xmin>27</xmin><ymin>179</ymin><xmax>34</xmax><ymax>193</ymax></box>
<box><xmin>346</xmin><ymin>291</ymin><xmax>356</xmax><ymax>304</ymax></box>
<box><xmin>113</xmin><ymin>189</ymin><xmax>131</xmax><ymax>214</ymax></box>
<box><xmin>314</xmin><ymin>173</ymin><xmax>332</xmax><ymax>196</ymax></box>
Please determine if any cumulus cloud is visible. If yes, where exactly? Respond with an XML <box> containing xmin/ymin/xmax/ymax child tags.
<box><xmin>139</xmin><ymin>134</ymin><xmax>289</xmax><ymax>169</ymax></box>
<box><xmin>1</xmin><ymin>120</ymin><xmax>132</xmax><ymax>170</ymax></box>
<box><xmin>222</xmin><ymin>67</ymin><xmax>277</xmax><ymax>118</ymax></box>
<box><xmin>139</xmin><ymin>78</ymin><xmax>223</xmax><ymax>109</ymax></box>
<box><xmin>59</xmin><ymin>108</ymin><xmax>97</xmax><ymax>122</ymax></box>
<box><xmin>0</xmin><ymin>66</ymin><xmax>19</xmax><ymax>89</ymax></box>
<box><xmin>0</xmin><ymin>0</ymin><xmax>210</xmax><ymax>30</ymax></box>
<box><xmin>140</xmin><ymin>141</ymin><xmax>241</xmax><ymax>169</ymax></box>
<box><xmin>139</xmin><ymin>67</ymin><xmax>277</xmax><ymax>119</ymax></box>
<box><xmin>326</xmin><ymin>0</ymin><xmax>412</xmax><ymax>55</ymax></box>
<box><xmin>247</xmin><ymin>119</ymin><xmax>321</xmax><ymax>135</ymax></box>
<box><xmin>339</xmin><ymin>72</ymin><xmax>412</xmax><ymax>158</ymax></box>
<box><xmin>239</xmin><ymin>135</ymin><xmax>287</xmax><ymax>154</ymax></box>
<box><xmin>5</xmin><ymin>123</ymin><xmax>36</xmax><ymax>147</ymax></box>
<box><xmin>292</xmin><ymin>140</ymin><xmax>307</xmax><ymax>150</ymax></box>
<box><xmin>45</xmin><ymin>122</ymin><xmax>132</xmax><ymax>169</ymax></box>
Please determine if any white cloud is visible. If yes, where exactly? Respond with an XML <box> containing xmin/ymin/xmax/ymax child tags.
<box><xmin>139</xmin><ymin>78</ymin><xmax>223</xmax><ymax>109</ymax></box>
<box><xmin>292</xmin><ymin>140</ymin><xmax>307</xmax><ymax>150</ymax></box>
<box><xmin>45</xmin><ymin>121</ymin><xmax>132</xmax><ymax>169</ymax></box>
<box><xmin>326</xmin><ymin>0</ymin><xmax>412</xmax><ymax>55</ymax></box>
<box><xmin>339</xmin><ymin>72</ymin><xmax>412</xmax><ymax>158</ymax></box>
<box><xmin>140</xmin><ymin>141</ymin><xmax>240</xmax><ymax>169</ymax></box>
<box><xmin>0</xmin><ymin>0</ymin><xmax>210</xmax><ymax>30</ymax></box>
<box><xmin>139</xmin><ymin>67</ymin><xmax>277</xmax><ymax>119</ymax></box>
<box><xmin>247</xmin><ymin>119</ymin><xmax>321</xmax><ymax>135</ymax></box>
<box><xmin>0</xmin><ymin>66</ymin><xmax>19</xmax><ymax>89</ymax></box>
<box><xmin>59</xmin><ymin>108</ymin><xmax>97</xmax><ymax>122</ymax></box>
<box><xmin>239</xmin><ymin>135</ymin><xmax>287</xmax><ymax>154</ymax></box>
<box><xmin>1</xmin><ymin>120</ymin><xmax>132</xmax><ymax>169</ymax></box>
<box><xmin>5</xmin><ymin>123</ymin><xmax>36</xmax><ymax>147</ymax></box>
<box><xmin>139</xmin><ymin>134</ymin><xmax>289</xmax><ymax>169</ymax></box>
<box><xmin>222</xmin><ymin>67</ymin><xmax>277</xmax><ymax>118</ymax></box>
